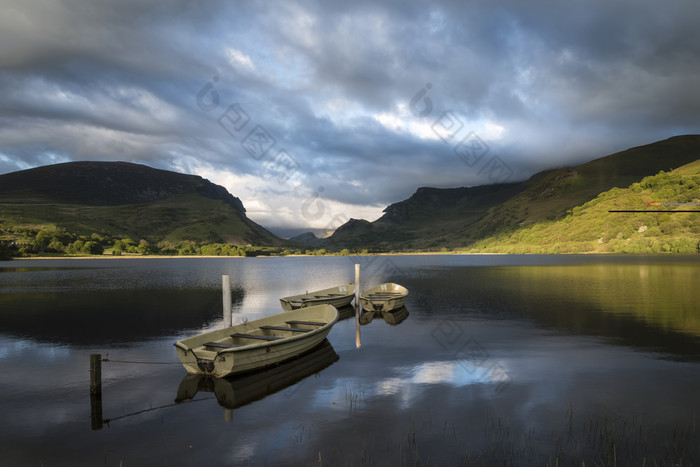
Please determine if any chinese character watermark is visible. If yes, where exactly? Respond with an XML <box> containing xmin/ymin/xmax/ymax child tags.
<box><xmin>431</xmin><ymin>318</ymin><xmax>512</xmax><ymax>395</ymax></box>
<box><xmin>409</xmin><ymin>83</ymin><xmax>513</xmax><ymax>184</ymax></box>
<box><xmin>196</xmin><ymin>77</ymin><xmax>299</xmax><ymax>185</ymax></box>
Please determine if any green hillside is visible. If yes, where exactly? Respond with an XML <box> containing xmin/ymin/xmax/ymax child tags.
<box><xmin>459</xmin><ymin>135</ymin><xmax>700</xmax><ymax>245</ymax></box>
<box><xmin>468</xmin><ymin>160</ymin><xmax>700</xmax><ymax>253</ymax></box>
<box><xmin>0</xmin><ymin>161</ymin><xmax>288</xmax><ymax>256</ymax></box>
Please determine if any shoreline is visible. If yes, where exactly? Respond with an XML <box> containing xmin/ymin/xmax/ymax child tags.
<box><xmin>4</xmin><ymin>251</ymin><xmax>688</xmax><ymax>261</ymax></box>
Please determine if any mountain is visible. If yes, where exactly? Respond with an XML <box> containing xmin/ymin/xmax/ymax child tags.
<box><xmin>323</xmin><ymin>181</ymin><xmax>536</xmax><ymax>250</ymax></box>
<box><xmin>0</xmin><ymin>161</ymin><xmax>286</xmax><ymax>246</ymax></box>
<box><xmin>289</xmin><ymin>232</ymin><xmax>326</xmax><ymax>248</ymax></box>
<box><xmin>0</xmin><ymin>161</ymin><xmax>246</xmax><ymax>210</ymax></box>
<box><xmin>326</xmin><ymin>135</ymin><xmax>700</xmax><ymax>251</ymax></box>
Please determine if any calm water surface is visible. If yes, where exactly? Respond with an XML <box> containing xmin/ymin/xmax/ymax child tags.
<box><xmin>1</xmin><ymin>254</ymin><xmax>699</xmax><ymax>465</ymax></box>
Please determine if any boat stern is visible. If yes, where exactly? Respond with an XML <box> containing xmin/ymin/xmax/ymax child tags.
<box><xmin>174</xmin><ymin>342</ymin><xmax>234</xmax><ymax>377</ymax></box>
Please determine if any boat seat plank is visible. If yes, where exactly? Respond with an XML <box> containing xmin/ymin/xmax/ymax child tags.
<box><xmin>203</xmin><ymin>341</ymin><xmax>241</xmax><ymax>349</ymax></box>
<box><xmin>259</xmin><ymin>325</ymin><xmax>310</xmax><ymax>333</ymax></box>
<box><xmin>285</xmin><ymin>320</ymin><xmax>327</xmax><ymax>326</ymax></box>
<box><xmin>231</xmin><ymin>333</ymin><xmax>283</xmax><ymax>341</ymax></box>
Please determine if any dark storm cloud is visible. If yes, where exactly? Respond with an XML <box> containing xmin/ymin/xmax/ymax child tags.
<box><xmin>1</xmin><ymin>0</ymin><xmax>698</xmax><ymax>230</ymax></box>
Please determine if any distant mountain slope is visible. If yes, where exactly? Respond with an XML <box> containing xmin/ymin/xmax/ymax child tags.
<box><xmin>470</xmin><ymin>159</ymin><xmax>700</xmax><ymax>253</ymax></box>
<box><xmin>0</xmin><ymin>161</ymin><xmax>245</xmax><ymax>210</ymax></box>
<box><xmin>0</xmin><ymin>161</ymin><xmax>285</xmax><ymax>246</ymax></box>
<box><xmin>289</xmin><ymin>232</ymin><xmax>326</xmax><ymax>248</ymax></box>
<box><xmin>325</xmin><ymin>135</ymin><xmax>700</xmax><ymax>251</ymax></box>
<box><xmin>465</xmin><ymin>134</ymin><xmax>700</xmax><ymax>241</ymax></box>
<box><xmin>324</xmin><ymin>180</ymin><xmax>534</xmax><ymax>250</ymax></box>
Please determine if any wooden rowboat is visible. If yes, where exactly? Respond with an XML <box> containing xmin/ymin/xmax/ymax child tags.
<box><xmin>174</xmin><ymin>304</ymin><xmax>339</xmax><ymax>378</ymax></box>
<box><xmin>360</xmin><ymin>283</ymin><xmax>408</xmax><ymax>312</ymax></box>
<box><xmin>279</xmin><ymin>284</ymin><xmax>355</xmax><ymax>312</ymax></box>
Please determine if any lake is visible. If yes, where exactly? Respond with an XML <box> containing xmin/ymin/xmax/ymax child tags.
<box><xmin>1</xmin><ymin>254</ymin><xmax>699</xmax><ymax>466</ymax></box>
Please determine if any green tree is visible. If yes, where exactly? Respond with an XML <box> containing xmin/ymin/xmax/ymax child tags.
<box><xmin>47</xmin><ymin>240</ymin><xmax>66</xmax><ymax>253</ymax></box>
<box><xmin>177</xmin><ymin>240</ymin><xmax>199</xmax><ymax>255</ymax></box>
<box><xmin>0</xmin><ymin>240</ymin><xmax>13</xmax><ymax>260</ymax></box>
<box><xmin>67</xmin><ymin>240</ymin><xmax>85</xmax><ymax>254</ymax></box>
<box><xmin>157</xmin><ymin>241</ymin><xmax>178</xmax><ymax>255</ymax></box>
<box><xmin>91</xmin><ymin>232</ymin><xmax>109</xmax><ymax>245</ymax></box>
<box><xmin>670</xmin><ymin>237</ymin><xmax>697</xmax><ymax>253</ymax></box>
<box><xmin>18</xmin><ymin>244</ymin><xmax>36</xmax><ymax>256</ymax></box>
<box><xmin>83</xmin><ymin>241</ymin><xmax>104</xmax><ymax>255</ymax></box>
<box><xmin>34</xmin><ymin>230</ymin><xmax>54</xmax><ymax>249</ymax></box>
<box><xmin>243</xmin><ymin>246</ymin><xmax>258</xmax><ymax>257</ymax></box>
<box><xmin>113</xmin><ymin>238</ymin><xmax>137</xmax><ymax>253</ymax></box>
<box><xmin>137</xmin><ymin>240</ymin><xmax>155</xmax><ymax>255</ymax></box>
<box><xmin>220</xmin><ymin>244</ymin><xmax>239</xmax><ymax>256</ymax></box>
<box><xmin>200</xmin><ymin>243</ymin><xmax>221</xmax><ymax>256</ymax></box>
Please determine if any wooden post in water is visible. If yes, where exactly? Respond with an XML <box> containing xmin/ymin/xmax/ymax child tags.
<box><xmin>355</xmin><ymin>264</ymin><xmax>360</xmax><ymax>310</ymax></box>
<box><xmin>355</xmin><ymin>264</ymin><xmax>361</xmax><ymax>348</ymax></box>
<box><xmin>90</xmin><ymin>354</ymin><xmax>102</xmax><ymax>396</ymax></box>
<box><xmin>89</xmin><ymin>354</ymin><xmax>103</xmax><ymax>430</ymax></box>
<box><xmin>222</xmin><ymin>274</ymin><xmax>232</xmax><ymax>328</ymax></box>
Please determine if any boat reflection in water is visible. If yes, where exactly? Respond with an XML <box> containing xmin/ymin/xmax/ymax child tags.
<box><xmin>336</xmin><ymin>305</ymin><xmax>357</xmax><ymax>321</ymax></box>
<box><xmin>359</xmin><ymin>306</ymin><xmax>409</xmax><ymax>326</ymax></box>
<box><xmin>175</xmin><ymin>339</ymin><xmax>338</xmax><ymax>412</ymax></box>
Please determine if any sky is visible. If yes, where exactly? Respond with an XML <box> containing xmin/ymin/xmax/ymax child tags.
<box><xmin>1</xmin><ymin>0</ymin><xmax>699</xmax><ymax>238</ymax></box>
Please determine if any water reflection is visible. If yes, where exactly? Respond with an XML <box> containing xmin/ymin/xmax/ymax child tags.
<box><xmin>336</xmin><ymin>305</ymin><xmax>356</xmax><ymax>321</ymax></box>
<box><xmin>0</xmin><ymin>287</ymin><xmax>244</xmax><ymax>345</ymax></box>
<box><xmin>406</xmin><ymin>261</ymin><xmax>700</xmax><ymax>361</ymax></box>
<box><xmin>496</xmin><ymin>264</ymin><xmax>700</xmax><ymax>361</ymax></box>
<box><xmin>175</xmin><ymin>340</ymin><xmax>338</xmax><ymax>411</ymax></box>
<box><xmin>359</xmin><ymin>306</ymin><xmax>409</xmax><ymax>326</ymax></box>
<box><xmin>1</xmin><ymin>256</ymin><xmax>699</xmax><ymax>466</ymax></box>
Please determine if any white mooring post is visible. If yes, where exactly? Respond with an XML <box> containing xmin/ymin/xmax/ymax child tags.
<box><xmin>355</xmin><ymin>263</ymin><xmax>361</xmax><ymax>348</ymax></box>
<box><xmin>222</xmin><ymin>274</ymin><xmax>232</xmax><ymax>328</ymax></box>
<box><xmin>355</xmin><ymin>264</ymin><xmax>360</xmax><ymax>308</ymax></box>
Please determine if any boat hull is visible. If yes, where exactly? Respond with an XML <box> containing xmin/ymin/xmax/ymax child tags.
<box><xmin>174</xmin><ymin>305</ymin><xmax>339</xmax><ymax>378</ymax></box>
<box><xmin>279</xmin><ymin>284</ymin><xmax>354</xmax><ymax>312</ymax></box>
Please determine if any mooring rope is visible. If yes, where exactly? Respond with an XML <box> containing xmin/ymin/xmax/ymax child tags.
<box><xmin>101</xmin><ymin>358</ymin><xmax>182</xmax><ymax>365</ymax></box>
<box><xmin>103</xmin><ymin>396</ymin><xmax>216</xmax><ymax>425</ymax></box>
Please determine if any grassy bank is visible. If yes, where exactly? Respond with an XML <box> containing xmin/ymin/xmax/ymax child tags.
<box><xmin>466</xmin><ymin>163</ymin><xmax>700</xmax><ymax>255</ymax></box>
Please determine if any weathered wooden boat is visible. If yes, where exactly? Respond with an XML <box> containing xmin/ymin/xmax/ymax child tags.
<box><xmin>175</xmin><ymin>339</ymin><xmax>339</xmax><ymax>409</ymax></box>
<box><xmin>174</xmin><ymin>304</ymin><xmax>339</xmax><ymax>378</ymax></box>
<box><xmin>279</xmin><ymin>284</ymin><xmax>355</xmax><ymax>312</ymax></box>
<box><xmin>360</xmin><ymin>283</ymin><xmax>408</xmax><ymax>312</ymax></box>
